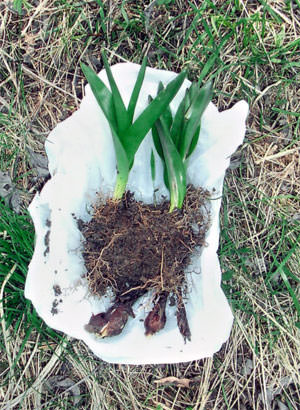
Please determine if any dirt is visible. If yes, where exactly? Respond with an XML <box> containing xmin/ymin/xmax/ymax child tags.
<box><xmin>80</xmin><ymin>185</ymin><xmax>210</xmax><ymax>341</ymax></box>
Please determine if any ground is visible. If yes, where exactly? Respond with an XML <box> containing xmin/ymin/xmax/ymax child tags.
<box><xmin>0</xmin><ymin>1</ymin><xmax>299</xmax><ymax>409</ymax></box>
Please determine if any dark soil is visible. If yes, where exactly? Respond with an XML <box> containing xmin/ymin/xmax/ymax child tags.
<box><xmin>80</xmin><ymin>185</ymin><xmax>210</xmax><ymax>341</ymax></box>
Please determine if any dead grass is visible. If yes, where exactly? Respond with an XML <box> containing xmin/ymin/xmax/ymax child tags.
<box><xmin>0</xmin><ymin>0</ymin><xmax>299</xmax><ymax>409</ymax></box>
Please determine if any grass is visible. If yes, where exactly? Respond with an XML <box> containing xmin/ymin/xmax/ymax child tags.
<box><xmin>0</xmin><ymin>0</ymin><xmax>299</xmax><ymax>408</ymax></box>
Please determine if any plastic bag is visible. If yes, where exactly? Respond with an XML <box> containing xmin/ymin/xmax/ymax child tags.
<box><xmin>25</xmin><ymin>63</ymin><xmax>248</xmax><ymax>364</ymax></box>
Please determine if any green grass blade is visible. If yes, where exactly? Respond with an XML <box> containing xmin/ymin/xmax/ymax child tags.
<box><xmin>127</xmin><ymin>56</ymin><xmax>147</xmax><ymax>123</ymax></box>
<box><xmin>13</xmin><ymin>0</ymin><xmax>22</xmax><ymax>14</ymax></box>
<box><xmin>179</xmin><ymin>80</ymin><xmax>213</xmax><ymax>161</ymax></box>
<box><xmin>155</xmin><ymin>117</ymin><xmax>186</xmax><ymax>212</ymax></box>
<box><xmin>279</xmin><ymin>269</ymin><xmax>300</xmax><ymax>319</ymax></box>
<box><xmin>197</xmin><ymin>52</ymin><xmax>218</xmax><ymax>85</ymax></box>
<box><xmin>125</xmin><ymin>70</ymin><xmax>187</xmax><ymax>165</ymax></box>
<box><xmin>80</xmin><ymin>62</ymin><xmax>117</xmax><ymax>132</ymax></box>
<box><xmin>101</xmin><ymin>51</ymin><xmax>130</xmax><ymax>133</ymax></box>
<box><xmin>197</xmin><ymin>31</ymin><xmax>233</xmax><ymax>85</ymax></box>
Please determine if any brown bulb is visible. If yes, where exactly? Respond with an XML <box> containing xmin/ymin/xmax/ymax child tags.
<box><xmin>98</xmin><ymin>303</ymin><xmax>135</xmax><ymax>338</ymax></box>
<box><xmin>144</xmin><ymin>293</ymin><xmax>168</xmax><ymax>336</ymax></box>
<box><xmin>84</xmin><ymin>312</ymin><xmax>107</xmax><ymax>334</ymax></box>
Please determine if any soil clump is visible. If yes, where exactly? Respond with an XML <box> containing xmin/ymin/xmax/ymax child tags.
<box><xmin>80</xmin><ymin>185</ymin><xmax>210</xmax><ymax>341</ymax></box>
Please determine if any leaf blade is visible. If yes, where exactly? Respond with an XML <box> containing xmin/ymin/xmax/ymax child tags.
<box><xmin>170</xmin><ymin>88</ymin><xmax>188</xmax><ymax>149</ymax></box>
<box><xmin>179</xmin><ymin>80</ymin><xmax>213</xmax><ymax>161</ymax></box>
<box><xmin>80</xmin><ymin>62</ymin><xmax>117</xmax><ymax>131</ymax></box>
<box><xmin>155</xmin><ymin>117</ymin><xmax>186</xmax><ymax>212</ymax></box>
<box><xmin>150</xmin><ymin>149</ymin><xmax>156</xmax><ymax>183</ymax></box>
<box><xmin>125</xmin><ymin>70</ymin><xmax>187</xmax><ymax>165</ymax></box>
<box><xmin>101</xmin><ymin>51</ymin><xmax>130</xmax><ymax>133</ymax></box>
<box><xmin>127</xmin><ymin>56</ymin><xmax>148</xmax><ymax>123</ymax></box>
<box><xmin>186</xmin><ymin>124</ymin><xmax>201</xmax><ymax>158</ymax></box>
<box><xmin>110</xmin><ymin>130</ymin><xmax>130</xmax><ymax>199</ymax></box>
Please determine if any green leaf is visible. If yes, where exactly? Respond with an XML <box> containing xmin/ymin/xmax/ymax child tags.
<box><xmin>82</xmin><ymin>58</ymin><xmax>189</xmax><ymax>201</ymax></box>
<box><xmin>150</xmin><ymin>78</ymin><xmax>213</xmax><ymax>211</ymax></box>
<box><xmin>185</xmin><ymin>81</ymin><xmax>212</xmax><ymax>120</ymax></box>
<box><xmin>101</xmin><ymin>51</ymin><xmax>130</xmax><ymax>133</ymax></box>
<box><xmin>125</xmin><ymin>70</ymin><xmax>187</xmax><ymax>165</ymax></box>
<box><xmin>170</xmin><ymin>88</ymin><xmax>188</xmax><ymax>149</ymax></box>
<box><xmin>111</xmin><ymin>130</ymin><xmax>130</xmax><ymax>199</ymax></box>
<box><xmin>150</xmin><ymin>149</ymin><xmax>156</xmax><ymax>183</ymax></box>
<box><xmin>127</xmin><ymin>56</ymin><xmax>147</xmax><ymax>123</ymax></box>
<box><xmin>151</xmin><ymin>116</ymin><xmax>164</xmax><ymax>159</ymax></box>
<box><xmin>80</xmin><ymin>62</ymin><xmax>117</xmax><ymax>133</ymax></box>
<box><xmin>187</xmin><ymin>82</ymin><xmax>200</xmax><ymax>102</ymax></box>
<box><xmin>151</xmin><ymin>125</ymin><xmax>170</xmax><ymax>191</ymax></box>
<box><xmin>81</xmin><ymin>60</ymin><xmax>129</xmax><ymax>199</ymax></box>
<box><xmin>179</xmin><ymin>80</ymin><xmax>213</xmax><ymax>161</ymax></box>
<box><xmin>150</xmin><ymin>84</ymin><xmax>173</xmax><ymax>161</ymax></box>
<box><xmin>186</xmin><ymin>124</ymin><xmax>201</xmax><ymax>158</ymax></box>
<box><xmin>157</xmin><ymin>82</ymin><xmax>173</xmax><ymax>130</ymax></box>
<box><xmin>155</xmin><ymin>117</ymin><xmax>186</xmax><ymax>212</ymax></box>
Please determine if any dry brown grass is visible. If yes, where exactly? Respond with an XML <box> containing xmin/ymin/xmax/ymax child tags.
<box><xmin>0</xmin><ymin>0</ymin><xmax>299</xmax><ymax>409</ymax></box>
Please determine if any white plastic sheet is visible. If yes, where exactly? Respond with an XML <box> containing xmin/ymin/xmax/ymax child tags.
<box><xmin>25</xmin><ymin>63</ymin><xmax>248</xmax><ymax>364</ymax></box>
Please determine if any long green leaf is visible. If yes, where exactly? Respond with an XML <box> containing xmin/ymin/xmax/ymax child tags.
<box><xmin>150</xmin><ymin>95</ymin><xmax>164</xmax><ymax>160</ymax></box>
<box><xmin>157</xmin><ymin>82</ymin><xmax>173</xmax><ymax>129</ymax></box>
<box><xmin>170</xmin><ymin>88</ymin><xmax>188</xmax><ymax>149</ymax></box>
<box><xmin>150</xmin><ymin>105</ymin><xmax>170</xmax><ymax>191</ymax></box>
<box><xmin>179</xmin><ymin>80</ymin><xmax>213</xmax><ymax>161</ymax></box>
<box><xmin>182</xmin><ymin>84</ymin><xmax>202</xmax><ymax>159</ymax></box>
<box><xmin>150</xmin><ymin>149</ymin><xmax>156</xmax><ymax>183</ymax></box>
<box><xmin>127</xmin><ymin>56</ymin><xmax>148</xmax><ymax>123</ymax></box>
<box><xmin>150</xmin><ymin>84</ymin><xmax>173</xmax><ymax>161</ymax></box>
<box><xmin>81</xmin><ymin>61</ymin><xmax>130</xmax><ymax>199</ymax></box>
<box><xmin>80</xmin><ymin>62</ymin><xmax>118</xmax><ymax>132</ymax></box>
<box><xmin>101</xmin><ymin>51</ymin><xmax>130</xmax><ymax>133</ymax></box>
<box><xmin>152</xmin><ymin>124</ymin><xmax>163</xmax><ymax>159</ymax></box>
<box><xmin>110</xmin><ymin>129</ymin><xmax>130</xmax><ymax>199</ymax></box>
<box><xmin>125</xmin><ymin>70</ymin><xmax>187</xmax><ymax>165</ymax></box>
<box><xmin>185</xmin><ymin>81</ymin><xmax>212</xmax><ymax>120</ymax></box>
<box><xmin>186</xmin><ymin>124</ymin><xmax>201</xmax><ymax>158</ymax></box>
<box><xmin>187</xmin><ymin>82</ymin><xmax>200</xmax><ymax>103</ymax></box>
<box><xmin>155</xmin><ymin>117</ymin><xmax>186</xmax><ymax>212</ymax></box>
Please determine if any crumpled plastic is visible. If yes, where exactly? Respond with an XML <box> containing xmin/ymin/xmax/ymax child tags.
<box><xmin>25</xmin><ymin>63</ymin><xmax>248</xmax><ymax>364</ymax></box>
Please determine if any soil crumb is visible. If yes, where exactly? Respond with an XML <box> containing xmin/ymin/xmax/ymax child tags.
<box><xmin>80</xmin><ymin>185</ymin><xmax>210</xmax><ymax>340</ymax></box>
